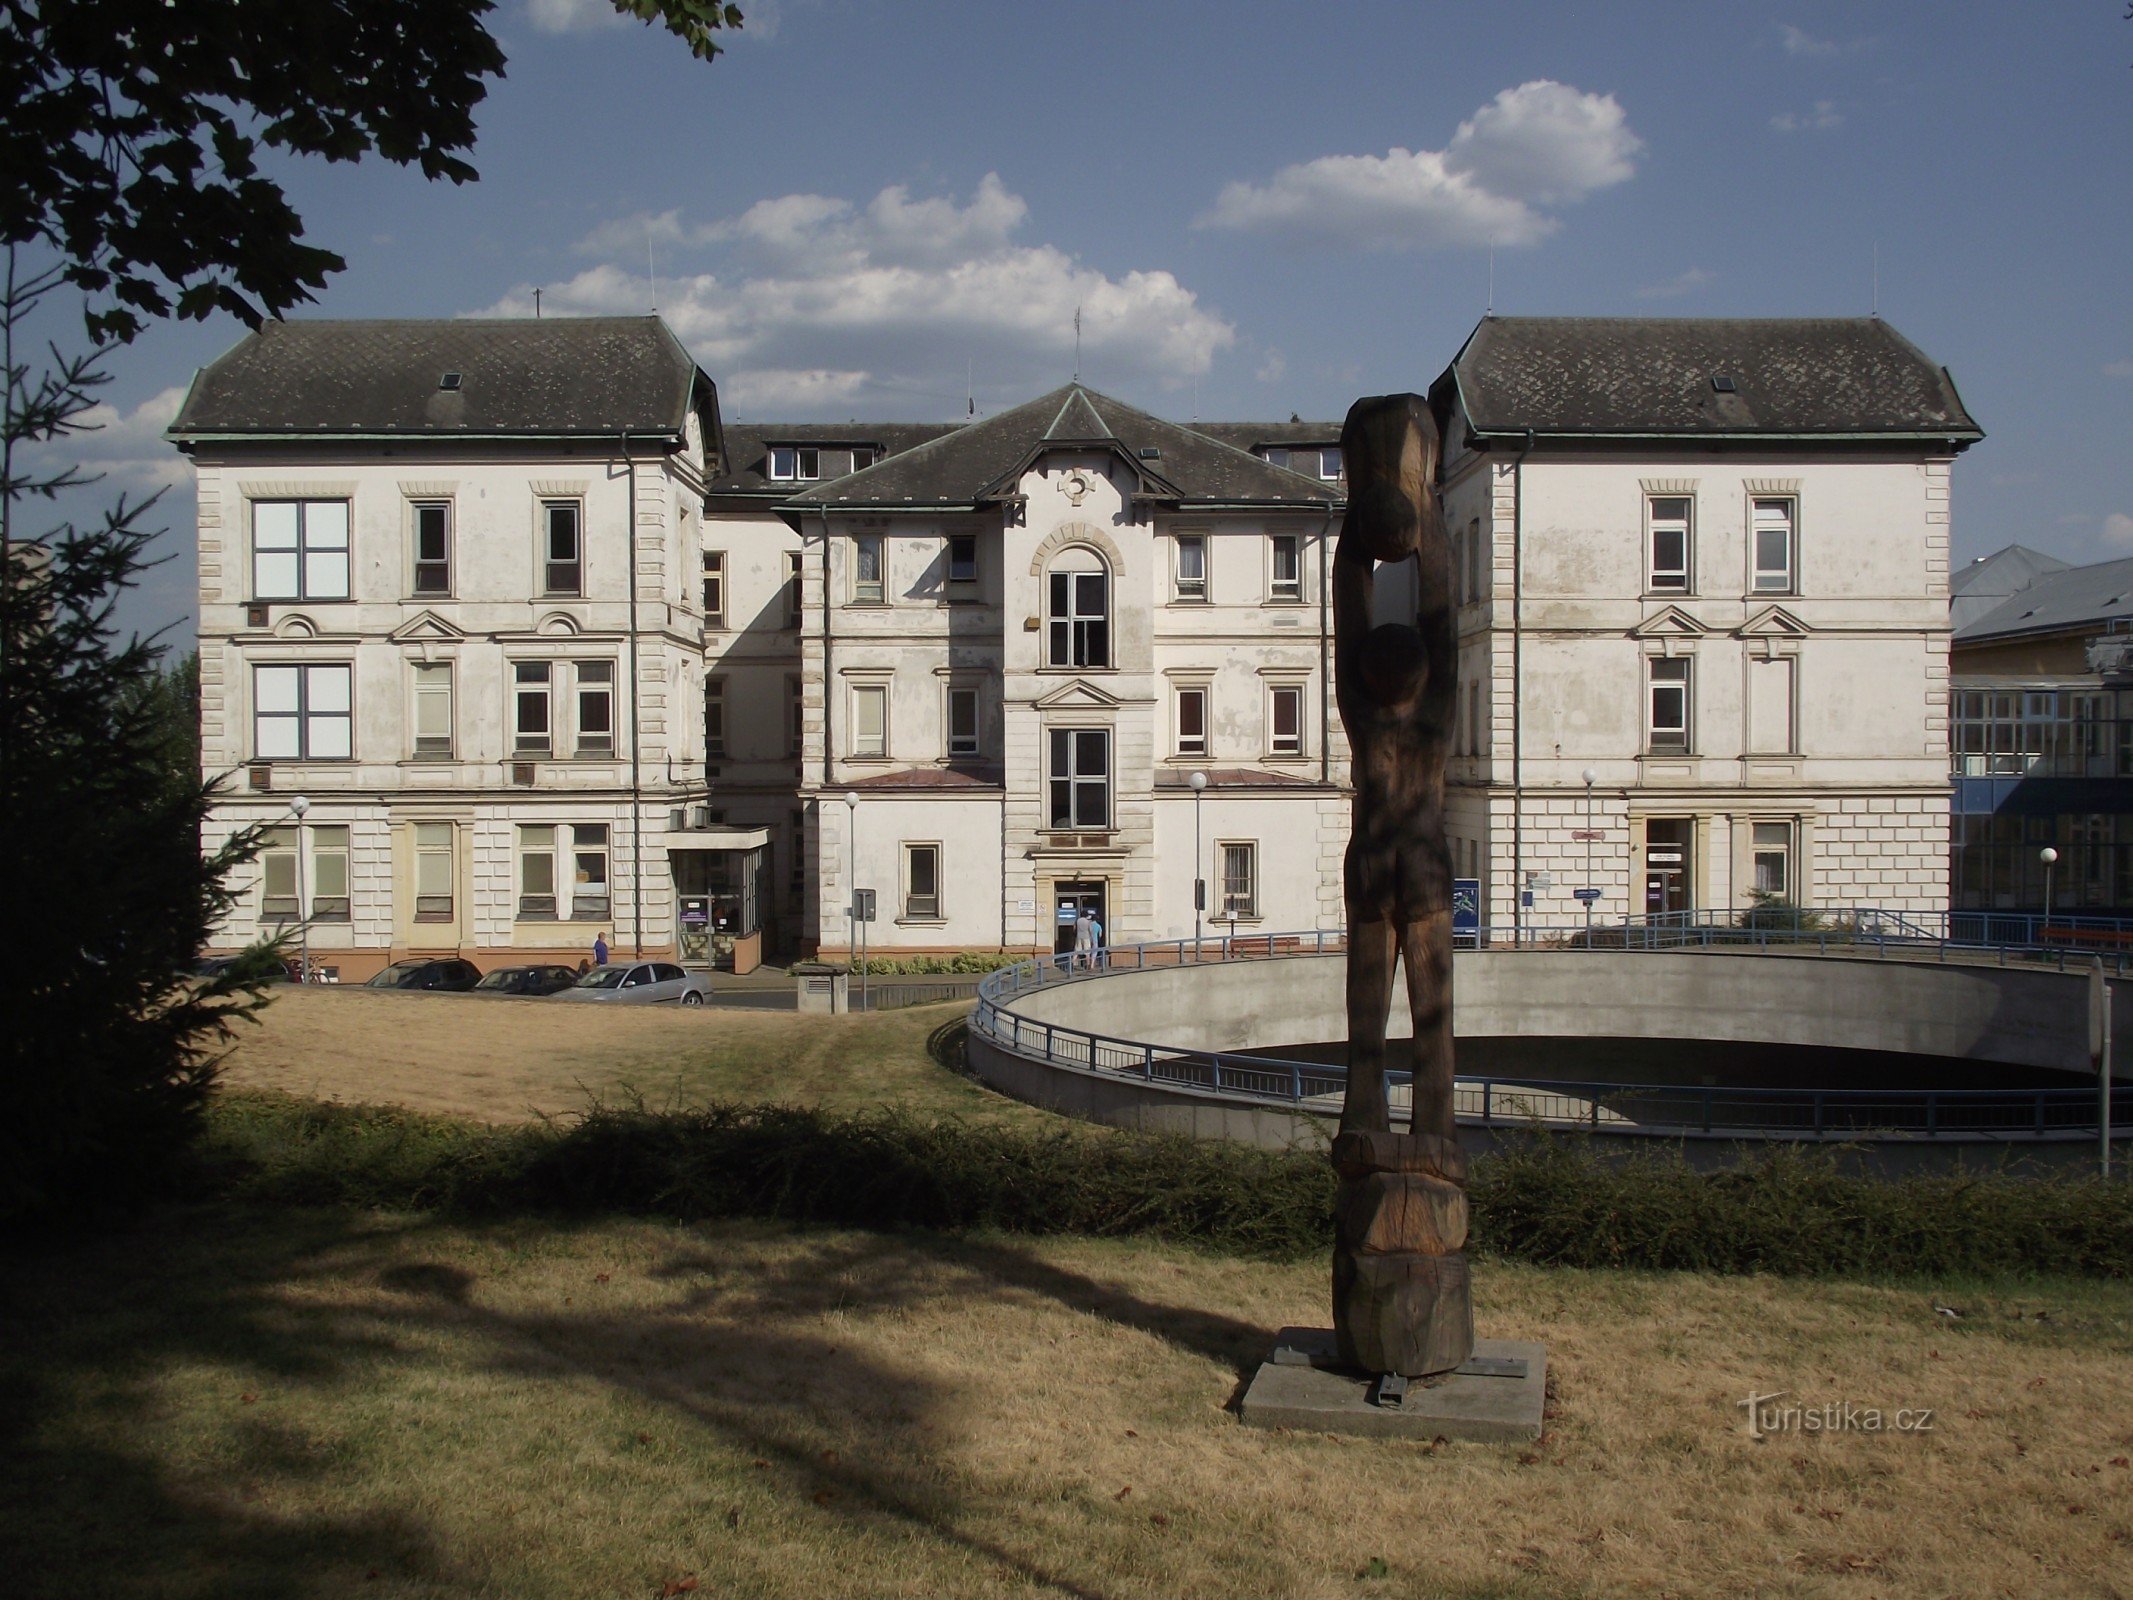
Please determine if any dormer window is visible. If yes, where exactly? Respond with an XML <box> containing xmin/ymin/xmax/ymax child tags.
<box><xmin>438</xmin><ymin>372</ymin><xmax>462</xmax><ymax>391</ymax></box>
<box><xmin>768</xmin><ymin>447</ymin><xmax>821</xmax><ymax>482</ymax></box>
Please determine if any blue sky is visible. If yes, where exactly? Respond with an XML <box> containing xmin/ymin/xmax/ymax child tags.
<box><xmin>38</xmin><ymin>0</ymin><xmax>2133</xmax><ymax>641</ymax></box>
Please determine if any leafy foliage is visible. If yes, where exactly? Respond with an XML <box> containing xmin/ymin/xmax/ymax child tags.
<box><xmin>0</xmin><ymin>0</ymin><xmax>741</xmax><ymax>342</ymax></box>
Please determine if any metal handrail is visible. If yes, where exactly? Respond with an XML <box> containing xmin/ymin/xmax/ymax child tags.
<box><xmin>970</xmin><ymin>919</ymin><xmax>2129</xmax><ymax>1140</ymax></box>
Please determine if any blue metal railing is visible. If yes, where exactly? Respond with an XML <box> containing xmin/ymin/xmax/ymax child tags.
<box><xmin>970</xmin><ymin>919</ymin><xmax>2128</xmax><ymax>1140</ymax></box>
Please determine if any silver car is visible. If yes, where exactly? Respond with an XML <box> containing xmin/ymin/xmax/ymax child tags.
<box><xmin>551</xmin><ymin>960</ymin><xmax>711</xmax><ymax>1006</ymax></box>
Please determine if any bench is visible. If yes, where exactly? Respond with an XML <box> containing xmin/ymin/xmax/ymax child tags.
<box><xmin>1224</xmin><ymin>935</ymin><xmax>1303</xmax><ymax>959</ymax></box>
<box><xmin>2037</xmin><ymin>925</ymin><xmax>2133</xmax><ymax>949</ymax></box>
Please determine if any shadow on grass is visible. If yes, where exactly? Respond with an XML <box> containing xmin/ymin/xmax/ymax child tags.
<box><xmin>0</xmin><ymin>1204</ymin><xmax>1286</xmax><ymax>1599</ymax></box>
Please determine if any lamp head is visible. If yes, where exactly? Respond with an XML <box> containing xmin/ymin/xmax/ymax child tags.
<box><xmin>2040</xmin><ymin>846</ymin><xmax>2059</xmax><ymax>865</ymax></box>
<box><xmin>1187</xmin><ymin>771</ymin><xmax>1208</xmax><ymax>793</ymax></box>
<box><xmin>1581</xmin><ymin>768</ymin><xmax>1597</xmax><ymax>786</ymax></box>
<box><xmin>289</xmin><ymin>795</ymin><xmax>311</xmax><ymax>818</ymax></box>
<box><xmin>843</xmin><ymin>791</ymin><xmax>857</xmax><ymax>811</ymax></box>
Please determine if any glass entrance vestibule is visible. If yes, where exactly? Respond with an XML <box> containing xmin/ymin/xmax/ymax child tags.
<box><xmin>668</xmin><ymin>828</ymin><xmax>768</xmax><ymax>973</ymax></box>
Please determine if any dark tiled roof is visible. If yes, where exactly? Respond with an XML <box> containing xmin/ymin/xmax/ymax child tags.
<box><xmin>1188</xmin><ymin>421</ymin><xmax>1341</xmax><ymax>451</ymax></box>
<box><xmin>168</xmin><ymin>317</ymin><xmax>711</xmax><ymax>438</ymax></box>
<box><xmin>708</xmin><ymin>422</ymin><xmax>963</xmax><ymax>496</ymax></box>
<box><xmin>1956</xmin><ymin>554</ymin><xmax>2133</xmax><ymax>643</ymax></box>
<box><xmin>785</xmin><ymin>384</ymin><xmax>1343</xmax><ymax>510</ymax></box>
<box><xmin>1438</xmin><ymin>316</ymin><xmax>1982</xmax><ymax>442</ymax></box>
<box><xmin>1152</xmin><ymin>767</ymin><xmax>1322</xmax><ymax>788</ymax></box>
<box><xmin>843</xmin><ymin>765</ymin><xmax>1003</xmax><ymax>790</ymax></box>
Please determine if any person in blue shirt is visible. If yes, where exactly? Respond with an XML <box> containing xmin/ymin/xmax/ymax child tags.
<box><xmin>593</xmin><ymin>931</ymin><xmax>610</xmax><ymax>967</ymax></box>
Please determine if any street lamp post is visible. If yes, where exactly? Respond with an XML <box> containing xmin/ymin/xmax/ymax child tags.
<box><xmin>843</xmin><ymin>792</ymin><xmax>858</xmax><ymax>1005</ymax></box>
<box><xmin>2041</xmin><ymin>845</ymin><xmax>2059</xmax><ymax>939</ymax></box>
<box><xmin>1581</xmin><ymin>768</ymin><xmax>1597</xmax><ymax>942</ymax></box>
<box><xmin>1188</xmin><ymin>770</ymin><xmax>1208</xmax><ymax>959</ymax></box>
<box><xmin>289</xmin><ymin>794</ymin><xmax>311</xmax><ymax>982</ymax></box>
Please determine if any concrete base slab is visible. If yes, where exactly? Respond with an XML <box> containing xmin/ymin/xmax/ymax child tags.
<box><xmin>1238</xmin><ymin>1329</ymin><xmax>1547</xmax><ymax>1443</ymax></box>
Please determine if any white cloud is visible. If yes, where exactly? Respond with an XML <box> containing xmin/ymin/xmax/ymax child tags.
<box><xmin>524</xmin><ymin>0</ymin><xmax>627</xmax><ymax>34</ymax></box>
<box><xmin>1255</xmin><ymin>350</ymin><xmax>1287</xmax><ymax>385</ymax></box>
<box><xmin>2105</xmin><ymin>513</ymin><xmax>2133</xmax><ymax>547</ymax></box>
<box><xmin>1779</xmin><ymin>23</ymin><xmax>1838</xmax><ymax>56</ymax></box>
<box><xmin>27</xmin><ymin>384</ymin><xmax>190</xmax><ymax>500</ymax></box>
<box><xmin>1636</xmin><ymin>266</ymin><xmax>1715</xmax><ymax>301</ymax></box>
<box><xmin>2104</xmin><ymin>360</ymin><xmax>2133</xmax><ymax>379</ymax></box>
<box><xmin>1196</xmin><ymin>80</ymin><xmax>1640</xmax><ymax>251</ymax></box>
<box><xmin>1771</xmin><ymin>101</ymin><xmax>1844</xmax><ymax>134</ymax></box>
<box><xmin>483</xmin><ymin>175</ymin><xmax>1234</xmax><ymax>414</ymax></box>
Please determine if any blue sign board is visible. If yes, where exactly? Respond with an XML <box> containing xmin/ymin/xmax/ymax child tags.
<box><xmin>1574</xmin><ymin>887</ymin><xmax>1603</xmax><ymax>904</ymax></box>
<box><xmin>1452</xmin><ymin>878</ymin><xmax>1481</xmax><ymax>946</ymax></box>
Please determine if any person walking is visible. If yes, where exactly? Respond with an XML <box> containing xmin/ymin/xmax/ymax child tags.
<box><xmin>1089</xmin><ymin>912</ymin><xmax>1106</xmax><ymax>971</ymax></box>
<box><xmin>592</xmin><ymin>931</ymin><xmax>610</xmax><ymax>968</ymax></box>
<box><xmin>1072</xmin><ymin>907</ymin><xmax>1095</xmax><ymax>972</ymax></box>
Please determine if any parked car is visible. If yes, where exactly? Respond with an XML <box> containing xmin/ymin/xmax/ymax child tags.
<box><xmin>364</xmin><ymin>958</ymin><xmax>483</xmax><ymax>992</ymax></box>
<box><xmin>551</xmin><ymin>961</ymin><xmax>710</xmax><ymax>1006</ymax></box>
<box><xmin>472</xmin><ymin>964</ymin><xmax>581</xmax><ymax>998</ymax></box>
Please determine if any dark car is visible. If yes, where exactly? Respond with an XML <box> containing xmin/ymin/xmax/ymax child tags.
<box><xmin>472</xmin><ymin>964</ymin><xmax>580</xmax><ymax>998</ymax></box>
<box><xmin>364</xmin><ymin>958</ymin><xmax>483</xmax><ymax>992</ymax></box>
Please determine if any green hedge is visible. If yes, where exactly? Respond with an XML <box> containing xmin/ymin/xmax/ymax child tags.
<box><xmin>196</xmin><ymin>1092</ymin><xmax>2133</xmax><ymax>1277</ymax></box>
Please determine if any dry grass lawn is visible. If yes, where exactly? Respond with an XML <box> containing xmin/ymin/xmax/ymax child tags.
<box><xmin>6</xmin><ymin>1208</ymin><xmax>2129</xmax><ymax>1600</ymax></box>
<box><xmin>217</xmin><ymin>985</ymin><xmax>1008</xmax><ymax>1124</ymax></box>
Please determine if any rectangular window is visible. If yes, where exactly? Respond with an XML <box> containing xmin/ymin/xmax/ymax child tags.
<box><xmin>1648</xmin><ymin>657</ymin><xmax>1692</xmax><ymax>752</ymax></box>
<box><xmin>1269</xmin><ymin>685</ymin><xmax>1304</xmax><ymax>756</ymax></box>
<box><xmin>1046</xmin><ymin>570</ymin><xmax>1110</xmax><ymax>667</ymax></box>
<box><xmin>253</xmin><ymin>663</ymin><xmax>352</xmax><ymax>760</ymax></box>
<box><xmin>1467</xmin><ymin>680</ymin><xmax>1485</xmax><ymax>758</ymax></box>
<box><xmin>788</xmin><ymin>809</ymin><xmax>807</xmax><ymax>911</ymax></box>
<box><xmin>575</xmin><ymin>661</ymin><xmax>615</xmax><ymax>755</ymax></box>
<box><xmin>1752</xmin><ymin>498</ymin><xmax>1796</xmax><ymax>593</ymax></box>
<box><xmin>1047</xmin><ymin>727</ymin><xmax>1111</xmax><ymax>830</ymax></box>
<box><xmin>259</xmin><ymin>826</ymin><xmax>298</xmax><ymax>921</ymax></box>
<box><xmin>1466</xmin><ymin>519</ymin><xmax>1488</xmax><ymax>602</ymax></box>
<box><xmin>1752</xmin><ymin>821</ymin><xmax>1793</xmax><ymax>899</ymax></box>
<box><xmin>853</xmin><ymin>534</ymin><xmax>885</xmax><ymax>604</ymax></box>
<box><xmin>412</xmin><ymin>662</ymin><xmax>453</xmax><ymax>758</ymax></box>
<box><xmin>768</xmin><ymin>447</ymin><xmax>796</xmax><ymax>481</ymax></box>
<box><xmin>904</xmin><ymin>843</ymin><xmax>941</xmax><ymax>920</ymax></box>
<box><xmin>543</xmin><ymin>501</ymin><xmax>582</xmax><ymax>595</ymax></box>
<box><xmin>947</xmin><ymin>533</ymin><xmax>978</xmax><ymax>586</ymax></box>
<box><xmin>1647</xmin><ymin>496</ymin><xmax>1691</xmax><ymax>592</ymax></box>
<box><xmin>1176</xmin><ymin>685</ymin><xmax>1208</xmax><ymax>757</ymax></box>
<box><xmin>1175</xmin><ymin>534</ymin><xmax>1208</xmax><ymax>601</ymax></box>
<box><xmin>1315</xmin><ymin>447</ymin><xmax>1342</xmax><ymax>480</ymax></box>
<box><xmin>411</xmin><ymin>501</ymin><xmax>451</xmax><ymax>596</ymax></box>
<box><xmin>310</xmin><ymin>825</ymin><xmax>350</xmax><ymax>921</ymax></box>
<box><xmin>947</xmin><ymin>686</ymin><xmax>980</xmax><ymax>757</ymax></box>
<box><xmin>787</xmin><ymin>677</ymin><xmax>804</xmax><ymax>756</ymax></box>
<box><xmin>413</xmin><ymin>822</ymin><xmax>454</xmax><ymax>920</ymax></box>
<box><xmin>705</xmin><ymin>677</ymin><xmax>727</xmax><ymax>758</ymax></box>
<box><xmin>702</xmin><ymin>550</ymin><xmax>726</xmax><ymax>625</ymax></box>
<box><xmin>252</xmin><ymin>500</ymin><xmax>350</xmax><ymax>601</ymax></box>
<box><xmin>783</xmin><ymin>550</ymin><xmax>804</xmax><ymax>627</ymax></box>
<box><xmin>517</xmin><ymin>825</ymin><xmax>558</xmax><ymax>918</ymax></box>
<box><xmin>1270</xmin><ymin>535</ymin><xmax>1302</xmax><ymax>602</ymax></box>
<box><xmin>570</xmin><ymin>824</ymin><xmax>610</xmax><ymax>920</ymax></box>
<box><xmin>1220</xmin><ymin>841</ymin><xmax>1258</xmax><ymax>919</ymax></box>
<box><xmin>852</xmin><ymin>683</ymin><xmax>887</xmax><ymax>758</ymax></box>
<box><xmin>849</xmin><ymin>447</ymin><xmax>875</xmax><ymax>472</ymax></box>
<box><xmin>513</xmin><ymin>661</ymin><xmax>552</xmax><ymax>754</ymax></box>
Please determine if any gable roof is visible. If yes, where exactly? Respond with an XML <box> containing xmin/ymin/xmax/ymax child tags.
<box><xmin>708</xmin><ymin>422</ymin><xmax>963</xmax><ymax>497</ymax></box>
<box><xmin>167</xmin><ymin>316</ymin><xmax>713</xmax><ymax>440</ymax></box>
<box><xmin>1188</xmin><ymin>421</ymin><xmax>1343</xmax><ymax>452</ymax></box>
<box><xmin>781</xmin><ymin>383</ymin><xmax>1342</xmax><ymax>513</ymax></box>
<box><xmin>1956</xmin><ymin>553</ymin><xmax>2133</xmax><ymax>643</ymax></box>
<box><xmin>1434</xmin><ymin>316</ymin><xmax>1982</xmax><ymax>444</ymax></box>
<box><xmin>1949</xmin><ymin>543</ymin><xmax>2071</xmax><ymax>630</ymax></box>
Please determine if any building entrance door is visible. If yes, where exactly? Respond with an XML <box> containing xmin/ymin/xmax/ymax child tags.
<box><xmin>1053</xmin><ymin>880</ymin><xmax>1106</xmax><ymax>957</ymax></box>
<box><xmin>1644</xmin><ymin>819</ymin><xmax>1694</xmax><ymax>915</ymax></box>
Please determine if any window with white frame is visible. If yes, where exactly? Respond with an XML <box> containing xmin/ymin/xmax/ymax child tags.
<box><xmin>783</xmin><ymin>550</ymin><xmax>804</xmax><ymax>626</ymax></box>
<box><xmin>1752</xmin><ymin>820</ymin><xmax>1793</xmax><ymax>899</ymax></box>
<box><xmin>1315</xmin><ymin>447</ymin><xmax>1343</xmax><ymax>481</ymax></box>
<box><xmin>309</xmin><ymin>825</ymin><xmax>350</xmax><ymax>920</ymax></box>
<box><xmin>1174</xmin><ymin>533</ymin><xmax>1208</xmax><ymax>601</ymax></box>
<box><xmin>1648</xmin><ymin>656</ymin><xmax>1692</xmax><ymax>753</ymax></box>
<box><xmin>852</xmin><ymin>534</ymin><xmax>885</xmax><ymax>604</ymax></box>
<box><xmin>903</xmin><ymin>842</ymin><xmax>941</xmax><ymax>919</ymax></box>
<box><xmin>513</xmin><ymin>662</ymin><xmax>552</xmax><ymax>754</ymax></box>
<box><xmin>252</xmin><ymin>499</ymin><xmax>350</xmax><ymax>601</ymax></box>
<box><xmin>1268</xmin><ymin>684</ymin><xmax>1305</xmax><ymax>757</ymax></box>
<box><xmin>1219</xmin><ymin>841</ymin><xmax>1258</xmax><ymax>919</ymax></box>
<box><xmin>1270</xmin><ymin>534</ymin><xmax>1302</xmax><ymax>602</ymax></box>
<box><xmin>851</xmin><ymin>683</ymin><xmax>887</xmax><ymax>758</ymax></box>
<box><xmin>702</xmin><ymin>550</ymin><xmax>726</xmax><ymax>625</ymax></box>
<box><xmin>947</xmin><ymin>533</ymin><xmax>978</xmax><ymax>587</ymax></box>
<box><xmin>1046</xmin><ymin>556</ymin><xmax>1110</xmax><ymax>668</ymax></box>
<box><xmin>1047</xmin><ymin>727</ymin><xmax>1111</xmax><ymax>829</ymax></box>
<box><xmin>1751</xmin><ymin>498</ymin><xmax>1796</xmax><ymax>593</ymax></box>
<box><xmin>1175</xmin><ymin>684</ymin><xmax>1208</xmax><ymax>757</ymax></box>
<box><xmin>575</xmin><ymin>661</ymin><xmax>614</xmax><ymax>755</ymax></box>
<box><xmin>1647</xmin><ymin>495</ymin><xmax>1691</xmax><ymax>593</ymax></box>
<box><xmin>768</xmin><ymin>446</ymin><xmax>820</xmax><ymax>481</ymax></box>
<box><xmin>542</xmin><ymin>501</ymin><xmax>582</xmax><ymax>595</ymax></box>
<box><xmin>704</xmin><ymin>677</ymin><xmax>727</xmax><ymax>759</ymax></box>
<box><xmin>411</xmin><ymin>501</ymin><xmax>451</xmax><ymax>596</ymax></box>
<box><xmin>517</xmin><ymin>825</ymin><xmax>559</xmax><ymax>917</ymax></box>
<box><xmin>413</xmin><ymin>822</ymin><xmax>454</xmax><ymax>920</ymax></box>
<box><xmin>259</xmin><ymin>827</ymin><xmax>298</xmax><ymax>920</ymax></box>
<box><xmin>946</xmin><ymin>685</ymin><xmax>980</xmax><ymax>757</ymax></box>
<box><xmin>254</xmin><ymin>664</ymin><xmax>352</xmax><ymax>760</ymax></box>
<box><xmin>570</xmin><ymin>824</ymin><xmax>610</xmax><ymax>919</ymax></box>
<box><xmin>412</xmin><ymin>662</ymin><xmax>453</xmax><ymax>758</ymax></box>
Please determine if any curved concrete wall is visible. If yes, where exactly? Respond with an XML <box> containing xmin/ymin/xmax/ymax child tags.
<box><xmin>1000</xmin><ymin>950</ymin><xmax>2133</xmax><ymax>1077</ymax></box>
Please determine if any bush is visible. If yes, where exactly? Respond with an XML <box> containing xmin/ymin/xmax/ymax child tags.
<box><xmin>853</xmin><ymin>952</ymin><xmax>1015</xmax><ymax>976</ymax></box>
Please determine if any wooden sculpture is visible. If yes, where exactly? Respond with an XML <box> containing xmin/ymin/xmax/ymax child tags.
<box><xmin>1330</xmin><ymin>392</ymin><xmax>1473</xmax><ymax>1379</ymax></box>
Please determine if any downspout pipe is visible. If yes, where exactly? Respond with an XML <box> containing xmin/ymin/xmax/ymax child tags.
<box><xmin>622</xmin><ymin>432</ymin><xmax>645</xmax><ymax>958</ymax></box>
<box><xmin>820</xmin><ymin>509</ymin><xmax>834</xmax><ymax>789</ymax></box>
<box><xmin>1509</xmin><ymin>428</ymin><xmax>1535</xmax><ymax>944</ymax></box>
<box><xmin>1317</xmin><ymin>509</ymin><xmax>1337</xmax><ymax>785</ymax></box>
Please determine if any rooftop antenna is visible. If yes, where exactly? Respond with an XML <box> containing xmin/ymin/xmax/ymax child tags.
<box><xmin>1487</xmin><ymin>248</ymin><xmax>1495</xmax><ymax>316</ymax></box>
<box><xmin>1871</xmin><ymin>241</ymin><xmax>1880</xmax><ymax>318</ymax></box>
<box><xmin>966</xmin><ymin>358</ymin><xmax>975</xmax><ymax>419</ymax></box>
<box><xmin>533</xmin><ymin>287</ymin><xmax>542</xmax><ymax>319</ymax></box>
<box><xmin>648</xmin><ymin>223</ymin><xmax>658</xmax><ymax>314</ymax></box>
<box><xmin>1073</xmin><ymin>306</ymin><xmax>1082</xmax><ymax>382</ymax></box>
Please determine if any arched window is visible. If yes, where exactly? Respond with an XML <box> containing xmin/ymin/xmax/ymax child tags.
<box><xmin>1046</xmin><ymin>547</ymin><xmax>1109</xmax><ymax>668</ymax></box>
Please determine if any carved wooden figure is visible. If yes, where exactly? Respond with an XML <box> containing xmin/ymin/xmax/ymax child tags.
<box><xmin>1330</xmin><ymin>393</ymin><xmax>1473</xmax><ymax>1378</ymax></box>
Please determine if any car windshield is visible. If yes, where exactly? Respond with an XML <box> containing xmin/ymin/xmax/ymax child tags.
<box><xmin>473</xmin><ymin>970</ymin><xmax>519</xmax><ymax>990</ymax></box>
<box><xmin>367</xmin><ymin>963</ymin><xmax>425</xmax><ymax>987</ymax></box>
<box><xmin>575</xmin><ymin>967</ymin><xmax>630</xmax><ymax>989</ymax></box>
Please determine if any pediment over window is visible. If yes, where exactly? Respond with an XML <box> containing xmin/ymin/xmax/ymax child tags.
<box><xmin>1033</xmin><ymin>679</ymin><xmax>1124</xmax><ymax>711</ymax></box>
<box><xmin>1627</xmin><ymin>605</ymin><xmax>1710</xmax><ymax>640</ymax></box>
<box><xmin>536</xmin><ymin>611</ymin><xmax>582</xmax><ymax>637</ymax></box>
<box><xmin>387</xmin><ymin>610</ymin><xmax>467</xmax><ymax>644</ymax></box>
<box><xmin>272</xmin><ymin>614</ymin><xmax>319</xmax><ymax>639</ymax></box>
<box><xmin>1737</xmin><ymin>605</ymin><xmax>1809</xmax><ymax>637</ymax></box>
